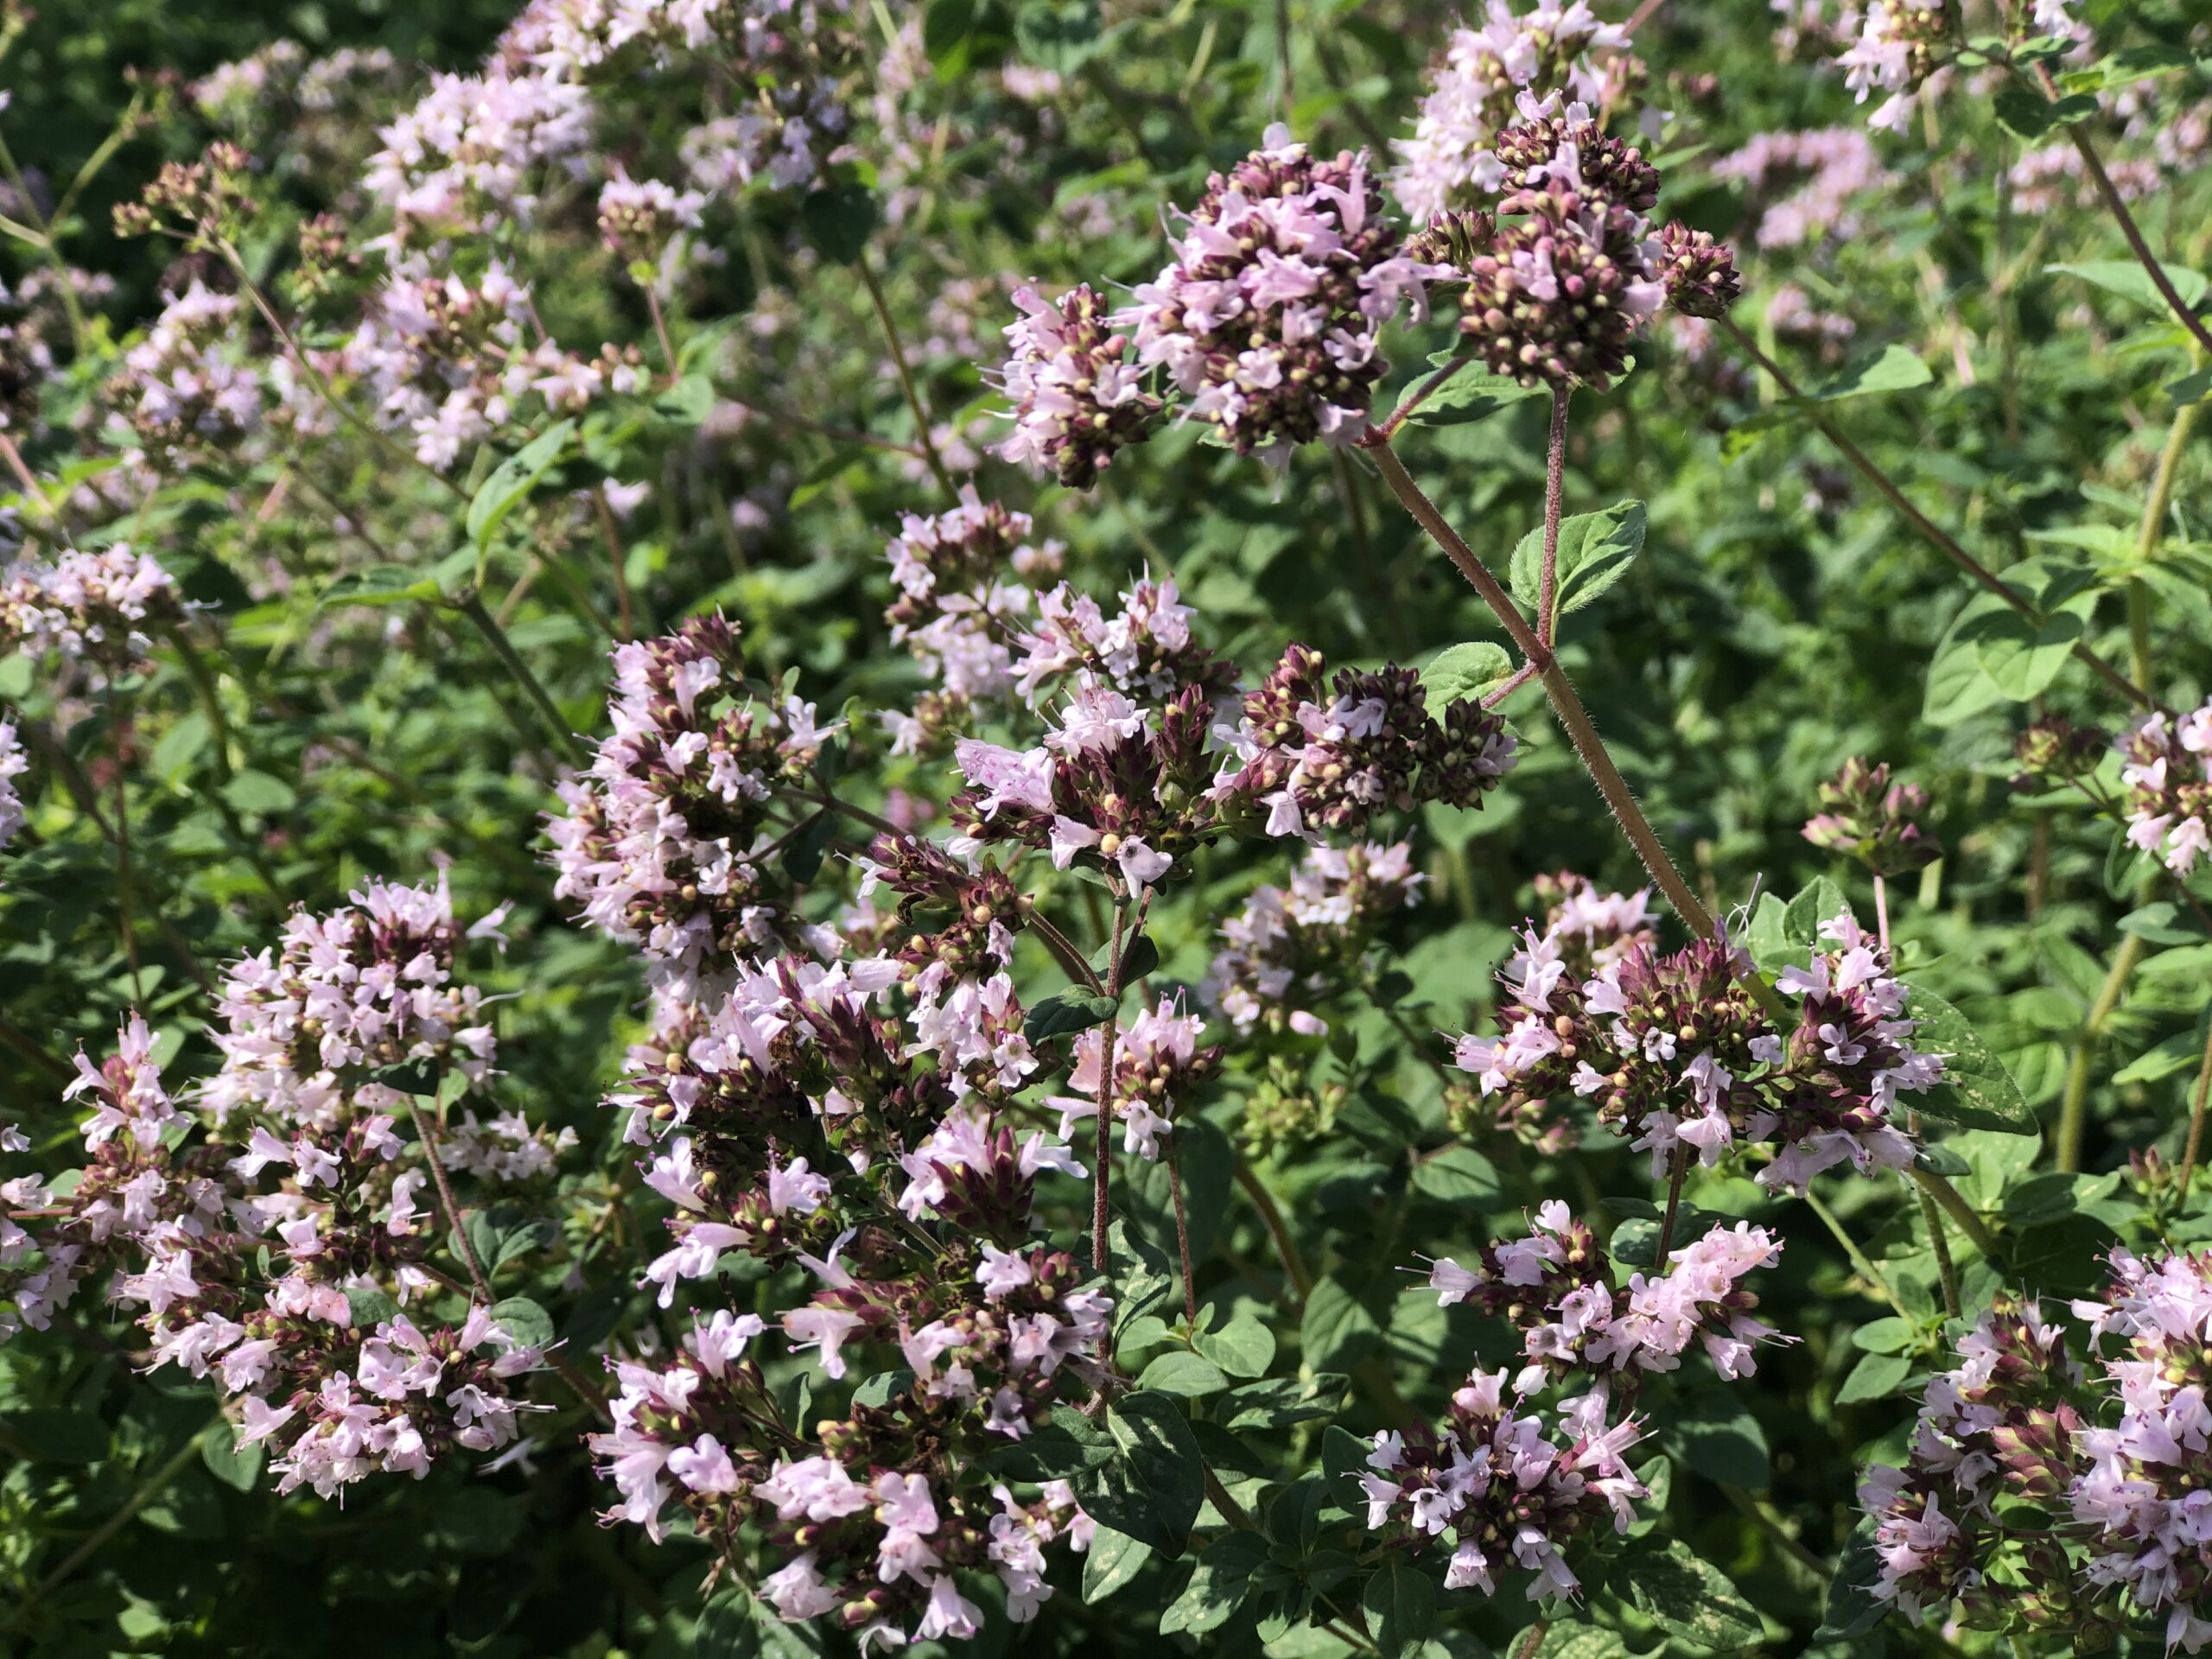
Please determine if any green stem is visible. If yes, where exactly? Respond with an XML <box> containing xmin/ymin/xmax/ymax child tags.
<box><xmin>1720</xmin><ymin>1484</ymin><xmax>1828</xmax><ymax>1580</ymax></box>
<box><xmin>2056</xmin><ymin>931</ymin><xmax>2146</xmax><ymax>1173</ymax></box>
<box><xmin>19</xmin><ymin>1421</ymin><xmax>222</xmax><ymax>1610</ymax></box>
<box><xmin>454</xmin><ymin>593</ymin><xmax>579</xmax><ymax>758</ymax></box>
<box><xmin>2131</xmin><ymin>386</ymin><xmax>2203</xmax><ymax>690</ymax></box>
<box><xmin>1910</xmin><ymin>1166</ymin><xmax>2005</xmax><ymax>1267</ymax></box>
<box><xmin>857</xmin><ymin>255</ymin><xmax>955</xmax><ymax>501</ymax></box>
<box><xmin>2179</xmin><ymin>1014</ymin><xmax>2212</xmax><ymax>1202</ymax></box>
<box><xmin>1804</xmin><ymin>1187</ymin><xmax>1904</xmax><ymax>1313</ymax></box>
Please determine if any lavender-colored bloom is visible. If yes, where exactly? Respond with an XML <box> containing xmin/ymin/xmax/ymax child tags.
<box><xmin>1125</xmin><ymin>124</ymin><xmax>1445</xmax><ymax>458</ymax></box>
<box><xmin>0</xmin><ymin>543</ymin><xmax>184</xmax><ymax>678</ymax></box>
<box><xmin>995</xmin><ymin>283</ymin><xmax>1160</xmax><ymax>488</ymax></box>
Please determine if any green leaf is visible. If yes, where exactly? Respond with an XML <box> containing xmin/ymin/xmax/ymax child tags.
<box><xmin>1402</xmin><ymin>356</ymin><xmax>1544</xmax><ymax>428</ymax></box>
<box><xmin>652</xmin><ymin>373</ymin><xmax>716</xmax><ymax>426</ymax></box>
<box><xmin>319</xmin><ymin>563</ymin><xmax>442</xmax><ymax>609</ymax></box>
<box><xmin>2120</xmin><ymin>901</ymin><xmax>2207</xmax><ymax>945</ymax></box>
<box><xmin>1410</xmin><ymin>1146</ymin><xmax>1503</xmax><ymax>1206</ymax></box>
<box><xmin>222</xmin><ymin>768</ymin><xmax>297</xmax><ymax>817</ymax></box>
<box><xmin>1220</xmin><ymin>1373</ymin><xmax>1348</xmax><ymax>1430</ymax></box>
<box><xmin>1</xmin><ymin>1407</ymin><xmax>109</xmax><ymax>1464</ymax></box>
<box><xmin>1362</xmin><ymin>1555</ymin><xmax>1437</xmax><ymax>1657</ymax></box>
<box><xmin>466</xmin><ymin>418</ymin><xmax>576</xmax><ymax>553</ymax></box>
<box><xmin>151</xmin><ymin>710</ymin><xmax>210</xmax><ymax>781</ymax></box>
<box><xmin>1904</xmin><ymin>986</ymin><xmax>2036</xmax><ymax>1134</ymax></box>
<box><xmin>1194</xmin><ymin>1312</ymin><xmax>1276</xmax><ymax>1379</ymax></box>
<box><xmin>488</xmin><ymin>1295</ymin><xmax>555</xmax><ymax>1351</ymax></box>
<box><xmin>1807</xmin><ymin>342</ymin><xmax>1933</xmax><ymax>401</ymax></box>
<box><xmin>1955</xmin><ymin>587</ymin><xmax>2098</xmax><ymax>701</ymax></box>
<box><xmin>1781</xmin><ymin>875</ymin><xmax>1851</xmax><ymax>956</ymax></box>
<box><xmin>1661</xmin><ymin>1388</ymin><xmax>1770</xmax><ymax>1488</ymax></box>
<box><xmin>1852</xmin><ymin>1317</ymin><xmax>1916</xmax><ymax>1354</ymax></box>
<box><xmin>2048</xmin><ymin>259</ymin><xmax>2210</xmax><ymax>318</ymax></box>
<box><xmin>1023</xmin><ymin>990</ymin><xmax>1120</xmax><ymax>1043</ymax></box>
<box><xmin>1510</xmin><ymin>500</ymin><xmax>1647</xmax><ymax>626</ymax></box>
<box><xmin>1621</xmin><ymin>1536</ymin><xmax>1765</xmax><ymax>1649</ymax></box>
<box><xmin>2114</xmin><ymin>1032</ymin><xmax>2205</xmax><ymax>1086</ymax></box>
<box><xmin>1082</xmin><ymin>1526</ymin><xmax>1153</xmax><ymax>1604</ymax></box>
<box><xmin>1071</xmin><ymin>1391</ymin><xmax>1206</xmax><ymax>1557</ymax></box>
<box><xmin>1923</xmin><ymin>598</ymin><xmax>2011</xmax><ymax>726</ymax></box>
<box><xmin>1835</xmin><ymin>1351</ymin><xmax>1912</xmax><ymax>1403</ymax></box>
<box><xmin>1817</xmin><ymin>1517</ymin><xmax>1889</xmax><ymax>1639</ymax></box>
<box><xmin>800</xmin><ymin>184</ymin><xmax>878</xmax><ymax>265</ymax></box>
<box><xmin>1416</xmin><ymin>641</ymin><xmax>1512</xmax><ymax>708</ymax></box>
<box><xmin>1159</xmin><ymin>1529</ymin><xmax>1268</xmax><ymax>1635</ymax></box>
<box><xmin>922</xmin><ymin>0</ymin><xmax>979</xmax><ymax>70</ymax></box>
<box><xmin>345</xmin><ymin>1285</ymin><xmax>399</xmax><ymax>1327</ymax></box>
<box><xmin>1014</xmin><ymin>0</ymin><xmax>1104</xmax><ymax>73</ymax></box>
<box><xmin>1301</xmin><ymin>1274</ymin><xmax>1382</xmax><ymax>1370</ymax></box>
<box><xmin>1993</xmin><ymin>85</ymin><xmax>2097</xmax><ymax>137</ymax></box>
<box><xmin>1138</xmin><ymin>1351</ymin><xmax>1230</xmax><ymax>1397</ymax></box>
<box><xmin>201</xmin><ymin>1423</ymin><xmax>264</xmax><ymax>1491</ymax></box>
<box><xmin>1108</xmin><ymin>1217</ymin><xmax>1176</xmax><ymax>1333</ymax></box>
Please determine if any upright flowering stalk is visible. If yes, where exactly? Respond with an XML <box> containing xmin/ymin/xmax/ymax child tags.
<box><xmin>1125</xmin><ymin>124</ymin><xmax>1446</xmax><ymax>458</ymax></box>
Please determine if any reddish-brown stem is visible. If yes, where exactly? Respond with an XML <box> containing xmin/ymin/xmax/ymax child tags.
<box><xmin>1514</xmin><ymin>1618</ymin><xmax>1553</xmax><ymax>1659</ymax></box>
<box><xmin>858</xmin><ymin>254</ymin><xmax>957</xmax><ymax>501</ymax></box>
<box><xmin>1716</xmin><ymin>315</ymin><xmax>2148</xmax><ymax>710</ymax></box>
<box><xmin>588</xmin><ymin>486</ymin><xmax>637</xmax><ymax>641</ymax></box>
<box><xmin>1231</xmin><ymin>1154</ymin><xmax>1313</xmax><ymax>1311</ymax></box>
<box><xmin>1092</xmin><ymin>905</ymin><xmax>1128</xmax><ymax>1272</ymax></box>
<box><xmin>1371</xmin><ymin>354</ymin><xmax>1474</xmax><ymax>442</ymax></box>
<box><xmin>1655</xmin><ymin>1144</ymin><xmax>1689</xmax><ymax>1262</ymax></box>
<box><xmin>1167</xmin><ymin>1142</ymin><xmax>1200</xmax><ymax>1325</ymax></box>
<box><xmin>1538</xmin><ymin>387</ymin><xmax>1570</xmax><ymax>646</ymax></box>
<box><xmin>2036</xmin><ymin>63</ymin><xmax>2212</xmax><ymax>360</ymax></box>
<box><xmin>110</xmin><ymin>695</ymin><xmax>143</xmax><ymax>1006</ymax></box>
<box><xmin>405</xmin><ymin>1096</ymin><xmax>493</xmax><ymax>1301</ymax></box>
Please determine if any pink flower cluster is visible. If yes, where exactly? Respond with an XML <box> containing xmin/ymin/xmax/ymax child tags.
<box><xmin>1453</xmin><ymin>906</ymin><xmax>1942</xmax><ymax>1192</ymax></box>
<box><xmin>1427</xmin><ymin>1200</ymin><xmax>1788</xmax><ymax>1389</ymax></box>
<box><xmin>1203</xmin><ymin>840</ymin><xmax>1423</xmax><ymax>1036</ymax></box>
<box><xmin>2120</xmin><ymin>703</ymin><xmax>2212</xmax><ymax>875</ymax></box>
<box><xmin>1861</xmin><ymin>1251</ymin><xmax>2212</xmax><ymax>1649</ymax></box>
<box><xmin>1391</xmin><ymin>0</ymin><xmax>1631</xmax><ymax>222</ymax></box>
<box><xmin>109</xmin><ymin>282</ymin><xmax>265</xmax><ymax>463</ymax></box>
<box><xmin>994</xmin><ymin>283</ymin><xmax>1161</xmax><ymax>489</ymax></box>
<box><xmin>1124</xmin><ymin>124</ymin><xmax>1446</xmax><ymax>458</ymax></box>
<box><xmin>3</xmin><ymin>878</ymin><xmax>560</xmax><ymax>1497</ymax></box>
<box><xmin>1046</xmin><ymin>996</ymin><xmax>1221</xmax><ymax>1160</ymax></box>
<box><xmin>1713</xmin><ymin>128</ymin><xmax>1892</xmax><ymax>250</ymax></box>
<box><xmin>0</xmin><ymin>717</ymin><xmax>23</xmax><ymax>861</ymax></box>
<box><xmin>547</xmin><ymin>617</ymin><xmax>836</xmax><ymax>987</ymax></box>
<box><xmin>0</xmin><ymin>543</ymin><xmax>183</xmax><ymax>677</ymax></box>
<box><xmin>1358</xmin><ymin>1370</ymin><xmax>1643</xmax><ymax>1600</ymax></box>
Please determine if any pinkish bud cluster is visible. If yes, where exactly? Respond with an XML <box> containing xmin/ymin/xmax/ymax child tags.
<box><xmin>1859</xmin><ymin>1301</ymin><xmax>2088</xmax><ymax>1631</ymax></box>
<box><xmin>1802</xmin><ymin>757</ymin><xmax>1942</xmax><ymax>876</ymax></box>
<box><xmin>1427</xmin><ymin>1200</ymin><xmax>1788</xmax><ymax>1387</ymax></box>
<box><xmin>1454</xmin><ymin>908</ymin><xmax>1941</xmax><ymax>1192</ymax></box>
<box><xmin>1211</xmin><ymin>643</ymin><xmax>1516</xmax><ymax>840</ymax></box>
<box><xmin>596</xmin><ymin>168</ymin><xmax>706</xmax><ymax>264</ymax></box>
<box><xmin>1450</xmin><ymin>97</ymin><xmax>1670</xmax><ymax>389</ymax></box>
<box><xmin>2120</xmin><ymin>704</ymin><xmax>2212</xmax><ymax>875</ymax></box>
<box><xmin>1837</xmin><ymin>0</ymin><xmax>1958</xmax><ymax>134</ymax></box>
<box><xmin>1358</xmin><ymin>1370</ymin><xmax>1643</xmax><ymax>1599</ymax></box>
<box><xmin>1656</xmin><ymin>222</ymin><xmax>1744</xmax><ymax>318</ymax></box>
<box><xmin>2012</xmin><ymin>715</ymin><xmax>2108</xmax><ymax>786</ymax></box>
<box><xmin>547</xmin><ymin>617</ymin><xmax>836</xmax><ymax>983</ymax></box>
<box><xmin>1203</xmin><ymin>840</ymin><xmax>1424</xmax><ymax>1036</ymax></box>
<box><xmin>994</xmin><ymin>283</ymin><xmax>1161</xmax><ymax>489</ymax></box>
<box><xmin>1391</xmin><ymin>0</ymin><xmax>1632</xmax><ymax>222</ymax></box>
<box><xmin>1125</xmin><ymin>124</ymin><xmax>1446</xmax><ymax>458</ymax></box>
<box><xmin>0</xmin><ymin>543</ymin><xmax>184</xmax><ymax>677</ymax></box>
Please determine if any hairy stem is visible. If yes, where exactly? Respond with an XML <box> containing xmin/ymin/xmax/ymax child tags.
<box><xmin>1910</xmin><ymin>1166</ymin><xmax>2004</xmax><ymax>1267</ymax></box>
<box><xmin>2131</xmin><ymin>387</ymin><xmax>2203</xmax><ymax>690</ymax></box>
<box><xmin>407</xmin><ymin>1096</ymin><xmax>494</xmax><ymax>1300</ymax></box>
<box><xmin>1092</xmin><ymin>905</ymin><xmax>1128</xmax><ymax>1272</ymax></box>
<box><xmin>2179</xmin><ymin>1016</ymin><xmax>2212</xmax><ymax>1202</ymax></box>
<box><xmin>1168</xmin><ymin>1141</ymin><xmax>1201</xmax><ymax>1325</ymax></box>
<box><xmin>1539</xmin><ymin>387</ymin><xmax>1570</xmax><ymax>645</ymax></box>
